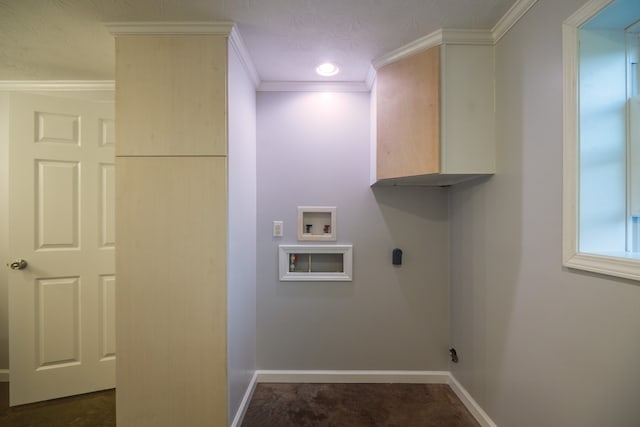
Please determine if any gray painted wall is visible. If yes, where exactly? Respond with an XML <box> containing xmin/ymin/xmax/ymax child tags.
<box><xmin>450</xmin><ymin>0</ymin><xmax>640</xmax><ymax>426</ymax></box>
<box><xmin>227</xmin><ymin>47</ymin><xmax>257</xmax><ymax>421</ymax></box>
<box><xmin>256</xmin><ymin>91</ymin><xmax>449</xmax><ymax>370</ymax></box>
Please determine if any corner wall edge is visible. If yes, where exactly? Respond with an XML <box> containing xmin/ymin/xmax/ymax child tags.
<box><xmin>230</xmin><ymin>371</ymin><xmax>258</xmax><ymax>427</ymax></box>
<box><xmin>492</xmin><ymin>0</ymin><xmax>540</xmax><ymax>43</ymax></box>
<box><xmin>448</xmin><ymin>373</ymin><xmax>498</xmax><ymax>427</ymax></box>
<box><xmin>229</xmin><ymin>26</ymin><xmax>261</xmax><ymax>88</ymax></box>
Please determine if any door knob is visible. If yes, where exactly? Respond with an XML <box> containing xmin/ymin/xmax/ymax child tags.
<box><xmin>7</xmin><ymin>259</ymin><xmax>28</xmax><ymax>270</ymax></box>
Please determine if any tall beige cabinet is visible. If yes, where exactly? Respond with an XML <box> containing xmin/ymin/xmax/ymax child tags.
<box><xmin>109</xmin><ymin>23</ymin><xmax>255</xmax><ymax>426</ymax></box>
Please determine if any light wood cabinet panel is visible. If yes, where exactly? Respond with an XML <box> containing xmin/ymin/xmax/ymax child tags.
<box><xmin>115</xmin><ymin>35</ymin><xmax>227</xmax><ymax>157</ymax></box>
<box><xmin>374</xmin><ymin>43</ymin><xmax>495</xmax><ymax>186</ymax></box>
<box><xmin>115</xmin><ymin>156</ymin><xmax>228</xmax><ymax>427</ymax></box>
<box><xmin>376</xmin><ymin>46</ymin><xmax>440</xmax><ymax>180</ymax></box>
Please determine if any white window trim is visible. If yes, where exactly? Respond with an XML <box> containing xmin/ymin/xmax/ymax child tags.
<box><xmin>562</xmin><ymin>0</ymin><xmax>640</xmax><ymax>281</ymax></box>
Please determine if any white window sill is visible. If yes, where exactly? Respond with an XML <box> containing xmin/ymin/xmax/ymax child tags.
<box><xmin>564</xmin><ymin>252</ymin><xmax>640</xmax><ymax>281</ymax></box>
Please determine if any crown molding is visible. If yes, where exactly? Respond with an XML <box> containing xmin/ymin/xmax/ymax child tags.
<box><xmin>105</xmin><ymin>21</ymin><xmax>234</xmax><ymax>36</ymax></box>
<box><xmin>440</xmin><ymin>29</ymin><xmax>494</xmax><ymax>45</ymax></box>
<box><xmin>258</xmin><ymin>81</ymin><xmax>370</xmax><ymax>92</ymax></box>
<box><xmin>492</xmin><ymin>0</ymin><xmax>539</xmax><ymax>42</ymax></box>
<box><xmin>0</xmin><ymin>80</ymin><xmax>115</xmax><ymax>91</ymax></box>
<box><xmin>563</xmin><ymin>0</ymin><xmax>613</xmax><ymax>27</ymax></box>
<box><xmin>101</xmin><ymin>1</ymin><xmax>538</xmax><ymax>92</ymax></box>
<box><xmin>104</xmin><ymin>22</ymin><xmax>261</xmax><ymax>87</ymax></box>
<box><xmin>365</xmin><ymin>65</ymin><xmax>377</xmax><ymax>90</ymax></box>
<box><xmin>371</xmin><ymin>0</ymin><xmax>539</xmax><ymax>72</ymax></box>
<box><xmin>229</xmin><ymin>26</ymin><xmax>260</xmax><ymax>88</ymax></box>
<box><xmin>371</xmin><ymin>28</ymin><xmax>492</xmax><ymax>70</ymax></box>
<box><xmin>371</xmin><ymin>29</ymin><xmax>443</xmax><ymax>70</ymax></box>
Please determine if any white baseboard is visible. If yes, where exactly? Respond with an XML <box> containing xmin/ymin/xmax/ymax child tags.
<box><xmin>255</xmin><ymin>369</ymin><xmax>450</xmax><ymax>384</ymax></box>
<box><xmin>0</xmin><ymin>367</ymin><xmax>495</xmax><ymax>426</ymax></box>
<box><xmin>449</xmin><ymin>374</ymin><xmax>497</xmax><ymax>427</ymax></box>
<box><xmin>229</xmin><ymin>370</ymin><xmax>496</xmax><ymax>427</ymax></box>
<box><xmin>230</xmin><ymin>371</ymin><xmax>258</xmax><ymax>427</ymax></box>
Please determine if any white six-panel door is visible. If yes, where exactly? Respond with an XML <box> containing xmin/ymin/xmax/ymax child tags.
<box><xmin>7</xmin><ymin>92</ymin><xmax>115</xmax><ymax>406</ymax></box>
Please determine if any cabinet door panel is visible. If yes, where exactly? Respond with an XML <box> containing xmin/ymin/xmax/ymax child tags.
<box><xmin>441</xmin><ymin>44</ymin><xmax>495</xmax><ymax>174</ymax></box>
<box><xmin>376</xmin><ymin>45</ymin><xmax>440</xmax><ymax>180</ymax></box>
<box><xmin>116</xmin><ymin>156</ymin><xmax>228</xmax><ymax>426</ymax></box>
<box><xmin>115</xmin><ymin>35</ymin><xmax>227</xmax><ymax>157</ymax></box>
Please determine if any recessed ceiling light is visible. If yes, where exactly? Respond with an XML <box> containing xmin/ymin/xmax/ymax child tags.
<box><xmin>316</xmin><ymin>62</ymin><xmax>339</xmax><ymax>77</ymax></box>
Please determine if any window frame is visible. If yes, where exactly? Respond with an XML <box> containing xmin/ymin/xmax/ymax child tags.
<box><xmin>563</xmin><ymin>0</ymin><xmax>640</xmax><ymax>281</ymax></box>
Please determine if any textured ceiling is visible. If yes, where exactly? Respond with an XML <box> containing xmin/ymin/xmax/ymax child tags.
<box><xmin>0</xmin><ymin>0</ymin><xmax>517</xmax><ymax>82</ymax></box>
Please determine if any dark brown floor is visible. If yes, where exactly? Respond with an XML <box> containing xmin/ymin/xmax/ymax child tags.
<box><xmin>242</xmin><ymin>383</ymin><xmax>480</xmax><ymax>427</ymax></box>
<box><xmin>0</xmin><ymin>382</ymin><xmax>115</xmax><ymax>426</ymax></box>
<box><xmin>0</xmin><ymin>382</ymin><xmax>478</xmax><ymax>426</ymax></box>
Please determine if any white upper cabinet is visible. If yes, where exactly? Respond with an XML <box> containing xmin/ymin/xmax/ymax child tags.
<box><xmin>373</xmin><ymin>32</ymin><xmax>496</xmax><ymax>186</ymax></box>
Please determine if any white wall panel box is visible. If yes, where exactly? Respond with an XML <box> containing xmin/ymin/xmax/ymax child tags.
<box><xmin>297</xmin><ymin>206</ymin><xmax>336</xmax><ymax>241</ymax></box>
<box><xmin>279</xmin><ymin>245</ymin><xmax>352</xmax><ymax>281</ymax></box>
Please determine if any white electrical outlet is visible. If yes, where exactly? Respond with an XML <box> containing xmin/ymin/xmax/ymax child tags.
<box><xmin>273</xmin><ymin>221</ymin><xmax>283</xmax><ymax>237</ymax></box>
